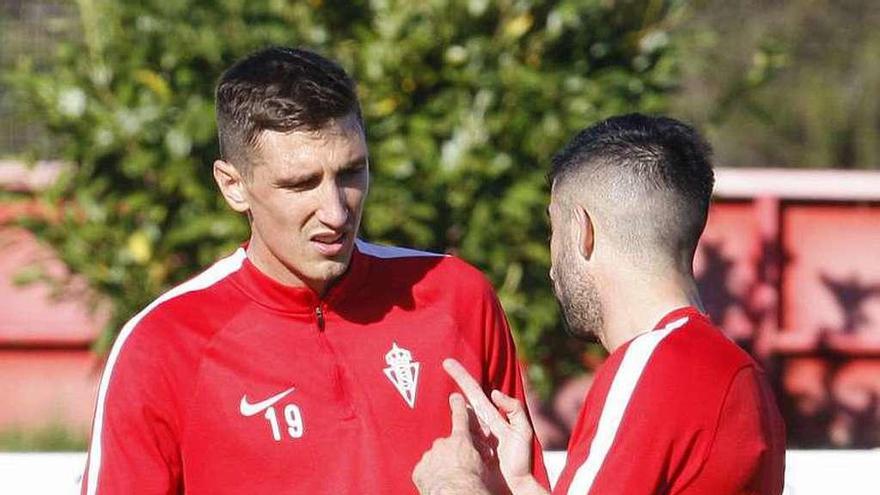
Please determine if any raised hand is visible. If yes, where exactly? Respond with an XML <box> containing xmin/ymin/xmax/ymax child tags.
<box><xmin>413</xmin><ymin>393</ymin><xmax>492</xmax><ymax>495</ymax></box>
<box><xmin>442</xmin><ymin>359</ymin><xmax>548</xmax><ymax>495</ymax></box>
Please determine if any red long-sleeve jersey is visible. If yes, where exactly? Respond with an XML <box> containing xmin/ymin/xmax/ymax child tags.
<box><xmin>553</xmin><ymin>307</ymin><xmax>785</xmax><ymax>495</ymax></box>
<box><xmin>82</xmin><ymin>240</ymin><xmax>548</xmax><ymax>494</ymax></box>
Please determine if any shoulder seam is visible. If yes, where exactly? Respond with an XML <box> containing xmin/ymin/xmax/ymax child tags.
<box><xmin>179</xmin><ymin>311</ymin><xmax>249</xmax><ymax>447</ymax></box>
<box><xmin>676</xmin><ymin>363</ymin><xmax>757</xmax><ymax>491</ymax></box>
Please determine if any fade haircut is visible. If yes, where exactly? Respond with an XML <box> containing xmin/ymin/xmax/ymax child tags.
<box><xmin>549</xmin><ymin>114</ymin><xmax>715</xmax><ymax>270</ymax></box>
<box><xmin>215</xmin><ymin>46</ymin><xmax>362</xmax><ymax>177</ymax></box>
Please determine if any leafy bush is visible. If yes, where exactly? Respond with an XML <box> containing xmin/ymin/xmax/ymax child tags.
<box><xmin>8</xmin><ymin>0</ymin><xmax>684</xmax><ymax>394</ymax></box>
<box><xmin>670</xmin><ymin>0</ymin><xmax>880</xmax><ymax>170</ymax></box>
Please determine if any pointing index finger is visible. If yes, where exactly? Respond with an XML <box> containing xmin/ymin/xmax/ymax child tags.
<box><xmin>448</xmin><ymin>393</ymin><xmax>470</xmax><ymax>436</ymax></box>
<box><xmin>442</xmin><ymin>358</ymin><xmax>506</xmax><ymax>434</ymax></box>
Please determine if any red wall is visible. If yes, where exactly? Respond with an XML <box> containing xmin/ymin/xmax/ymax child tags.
<box><xmin>695</xmin><ymin>198</ymin><xmax>880</xmax><ymax>448</ymax></box>
<box><xmin>0</xmin><ymin>222</ymin><xmax>103</xmax><ymax>436</ymax></box>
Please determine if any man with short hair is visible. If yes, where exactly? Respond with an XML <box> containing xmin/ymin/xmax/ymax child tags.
<box><xmin>413</xmin><ymin>114</ymin><xmax>786</xmax><ymax>495</ymax></box>
<box><xmin>81</xmin><ymin>46</ymin><xmax>548</xmax><ymax>494</ymax></box>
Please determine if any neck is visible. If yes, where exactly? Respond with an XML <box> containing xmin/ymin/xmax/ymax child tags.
<box><xmin>246</xmin><ymin>238</ymin><xmax>330</xmax><ymax>296</ymax></box>
<box><xmin>599</xmin><ymin>268</ymin><xmax>702</xmax><ymax>353</ymax></box>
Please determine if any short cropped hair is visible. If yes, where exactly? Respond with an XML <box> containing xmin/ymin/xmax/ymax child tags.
<box><xmin>549</xmin><ymin>114</ymin><xmax>715</xmax><ymax>268</ymax></box>
<box><xmin>215</xmin><ymin>46</ymin><xmax>362</xmax><ymax>175</ymax></box>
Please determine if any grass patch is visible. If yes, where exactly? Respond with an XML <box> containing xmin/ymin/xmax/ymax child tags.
<box><xmin>0</xmin><ymin>424</ymin><xmax>88</xmax><ymax>451</ymax></box>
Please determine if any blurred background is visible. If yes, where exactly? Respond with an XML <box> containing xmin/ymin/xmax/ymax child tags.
<box><xmin>0</xmin><ymin>0</ymin><xmax>878</xmax><ymax>476</ymax></box>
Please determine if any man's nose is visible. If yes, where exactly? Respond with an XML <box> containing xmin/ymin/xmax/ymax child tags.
<box><xmin>316</xmin><ymin>183</ymin><xmax>349</xmax><ymax>229</ymax></box>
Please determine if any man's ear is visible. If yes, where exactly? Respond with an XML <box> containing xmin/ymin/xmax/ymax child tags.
<box><xmin>573</xmin><ymin>204</ymin><xmax>595</xmax><ymax>261</ymax></box>
<box><xmin>213</xmin><ymin>159</ymin><xmax>250</xmax><ymax>213</ymax></box>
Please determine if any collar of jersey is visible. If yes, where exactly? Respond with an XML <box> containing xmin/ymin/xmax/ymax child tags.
<box><xmin>653</xmin><ymin>305</ymin><xmax>707</xmax><ymax>330</ymax></box>
<box><xmin>611</xmin><ymin>306</ymin><xmax>707</xmax><ymax>358</ymax></box>
<box><xmin>229</xmin><ymin>245</ymin><xmax>371</xmax><ymax>314</ymax></box>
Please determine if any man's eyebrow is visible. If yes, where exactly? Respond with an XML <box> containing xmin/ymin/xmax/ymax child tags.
<box><xmin>272</xmin><ymin>171</ymin><xmax>320</xmax><ymax>187</ymax></box>
<box><xmin>340</xmin><ymin>156</ymin><xmax>368</xmax><ymax>170</ymax></box>
<box><xmin>271</xmin><ymin>157</ymin><xmax>366</xmax><ymax>187</ymax></box>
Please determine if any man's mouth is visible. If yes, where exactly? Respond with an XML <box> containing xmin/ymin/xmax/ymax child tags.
<box><xmin>310</xmin><ymin>232</ymin><xmax>348</xmax><ymax>256</ymax></box>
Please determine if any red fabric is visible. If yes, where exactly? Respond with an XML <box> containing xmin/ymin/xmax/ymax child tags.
<box><xmin>553</xmin><ymin>307</ymin><xmax>785</xmax><ymax>495</ymax></box>
<box><xmin>81</xmin><ymin>241</ymin><xmax>548</xmax><ymax>494</ymax></box>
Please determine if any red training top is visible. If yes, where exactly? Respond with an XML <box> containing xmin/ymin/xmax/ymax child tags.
<box><xmin>82</xmin><ymin>240</ymin><xmax>548</xmax><ymax>494</ymax></box>
<box><xmin>553</xmin><ymin>307</ymin><xmax>785</xmax><ymax>495</ymax></box>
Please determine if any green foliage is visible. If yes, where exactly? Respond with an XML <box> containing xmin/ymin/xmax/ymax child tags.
<box><xmin>0</xmin><ymin>424</ymin><xmax>88</xmax><ymax>452</ymax></box>
<box><xmin>8</xmin><ymin>0</ymin><xmax>684</xmax><ymax>394</ymax></box>
<box><xmin>671</xmin><ymin>0</ymin><xmax>880</xmax><ymax>169</ymax></box>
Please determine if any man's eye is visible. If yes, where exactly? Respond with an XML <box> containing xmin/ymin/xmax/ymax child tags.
<box><xmin>283</xmin><ymin>179</ymin><xmax>319</xmax><ymax>191</ymax></box>
<box><xmin>338</xmin><ymin>169</ymin><xmax>365</xmax><ymax>183</ymax></box>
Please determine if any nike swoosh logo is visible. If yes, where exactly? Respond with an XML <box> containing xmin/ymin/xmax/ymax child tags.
<box><xmin>239</xmin><ymin>387</ymin><xmax>296</xmax><ymax>417</ymax></box>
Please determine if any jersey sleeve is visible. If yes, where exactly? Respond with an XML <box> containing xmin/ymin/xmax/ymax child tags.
<box><xmin>81</xmin><ymin>318</ymin><xmax>182</xmax><ymax>495</ymax></box>
<box><xmin>565</xmin><ymin>365</ymin><xmax>784</xmax><ymax>495</ymax></box>
<box><xmin>479</xmin><ymin>284</ymin><xmax>551</xmax><ymax>489</ymax></box>
<box><xmin>682</xmin><ymin>366</ymin><xmax>786</xmax><ymax>495</ymax></box>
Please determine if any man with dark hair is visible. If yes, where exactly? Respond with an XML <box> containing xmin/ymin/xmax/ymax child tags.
<box><xmin>81</xmin><ymin>46</ymin><xmax>548</xmax><ymax>494</ymax></box>
<box><xmin>413</xmin><ymin>114</ymin><xmax>786</xmax><ymax>495</ymax></box>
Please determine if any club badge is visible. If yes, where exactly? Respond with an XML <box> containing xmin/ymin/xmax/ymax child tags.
<box><xmin>383</xmin><ymin>342</ymin><xmax>420</xmax><ymax>408</ymax></box>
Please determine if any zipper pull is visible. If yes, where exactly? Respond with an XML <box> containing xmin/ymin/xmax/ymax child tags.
<box><xmin>315</xmin><ymin>305</ymin><xmax>325</xmax><ymax>331</ymax></box>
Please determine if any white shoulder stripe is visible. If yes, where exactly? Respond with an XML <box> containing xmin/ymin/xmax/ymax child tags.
<box><xmin>567</xmin><ymin>316</ymin><xmax>689</xmax><ymax>495</ymax></box>
<box><xmin>85</xmin><ymin>248</ymin><xmax>247</xmax><ymax>495</ymax></box>
<box><xmin>355</xmin><ymin>238</ymin><xmax>445</xmax><ymax>259</ymax></box>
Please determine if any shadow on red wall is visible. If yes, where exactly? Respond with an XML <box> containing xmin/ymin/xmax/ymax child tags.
<box><xmin>697</xmin><ymin>198</ymin><xmax>880</xmax><ymax>448</ymax></box>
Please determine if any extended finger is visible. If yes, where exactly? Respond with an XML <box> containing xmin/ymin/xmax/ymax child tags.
<box><xmin>490</xmin><ymin>389</ymin><xmax>533</xmax><ymax>436</ymax></box>
<box><xmin>442</xmin><ymin>359</ymin><xmax>506</xmax><ymax>434</ymax></box>
<box><xmin>467</xmin><ymin>402</ymin><xmax>491</xmax><ymax>437</ymax></box>
<box><xmin>449</xmin><ymin>393</ymin><xmax>471</xmax><ymax>436</ymax></box>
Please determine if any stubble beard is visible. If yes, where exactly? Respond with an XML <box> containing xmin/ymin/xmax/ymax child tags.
<box><xmin>553</xmin><ymin>253</ymin><xmax>604</xmax><ymax>343</ymax></box>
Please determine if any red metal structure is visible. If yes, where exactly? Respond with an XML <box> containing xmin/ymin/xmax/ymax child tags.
<box><xmin>1</xmin><ymin>164</ymin><xmax>879</xmax><ymax>448</ymax></box>
<box><xmin>696</xmin><ymin>168</ymin><xmax>880</xmax><ymax>448</ymax></box>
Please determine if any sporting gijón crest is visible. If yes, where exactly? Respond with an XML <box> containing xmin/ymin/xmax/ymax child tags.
<box><xmin>383</xmin><ymin>342</ymin><xmax>420</xmax><ymax>408</ymax></box>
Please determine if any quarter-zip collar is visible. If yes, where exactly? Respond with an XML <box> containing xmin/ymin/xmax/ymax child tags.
<box><xmin>229</xmin><ymin>242</ymin><xmax>371</xmax><ymax>314</ymax></box>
